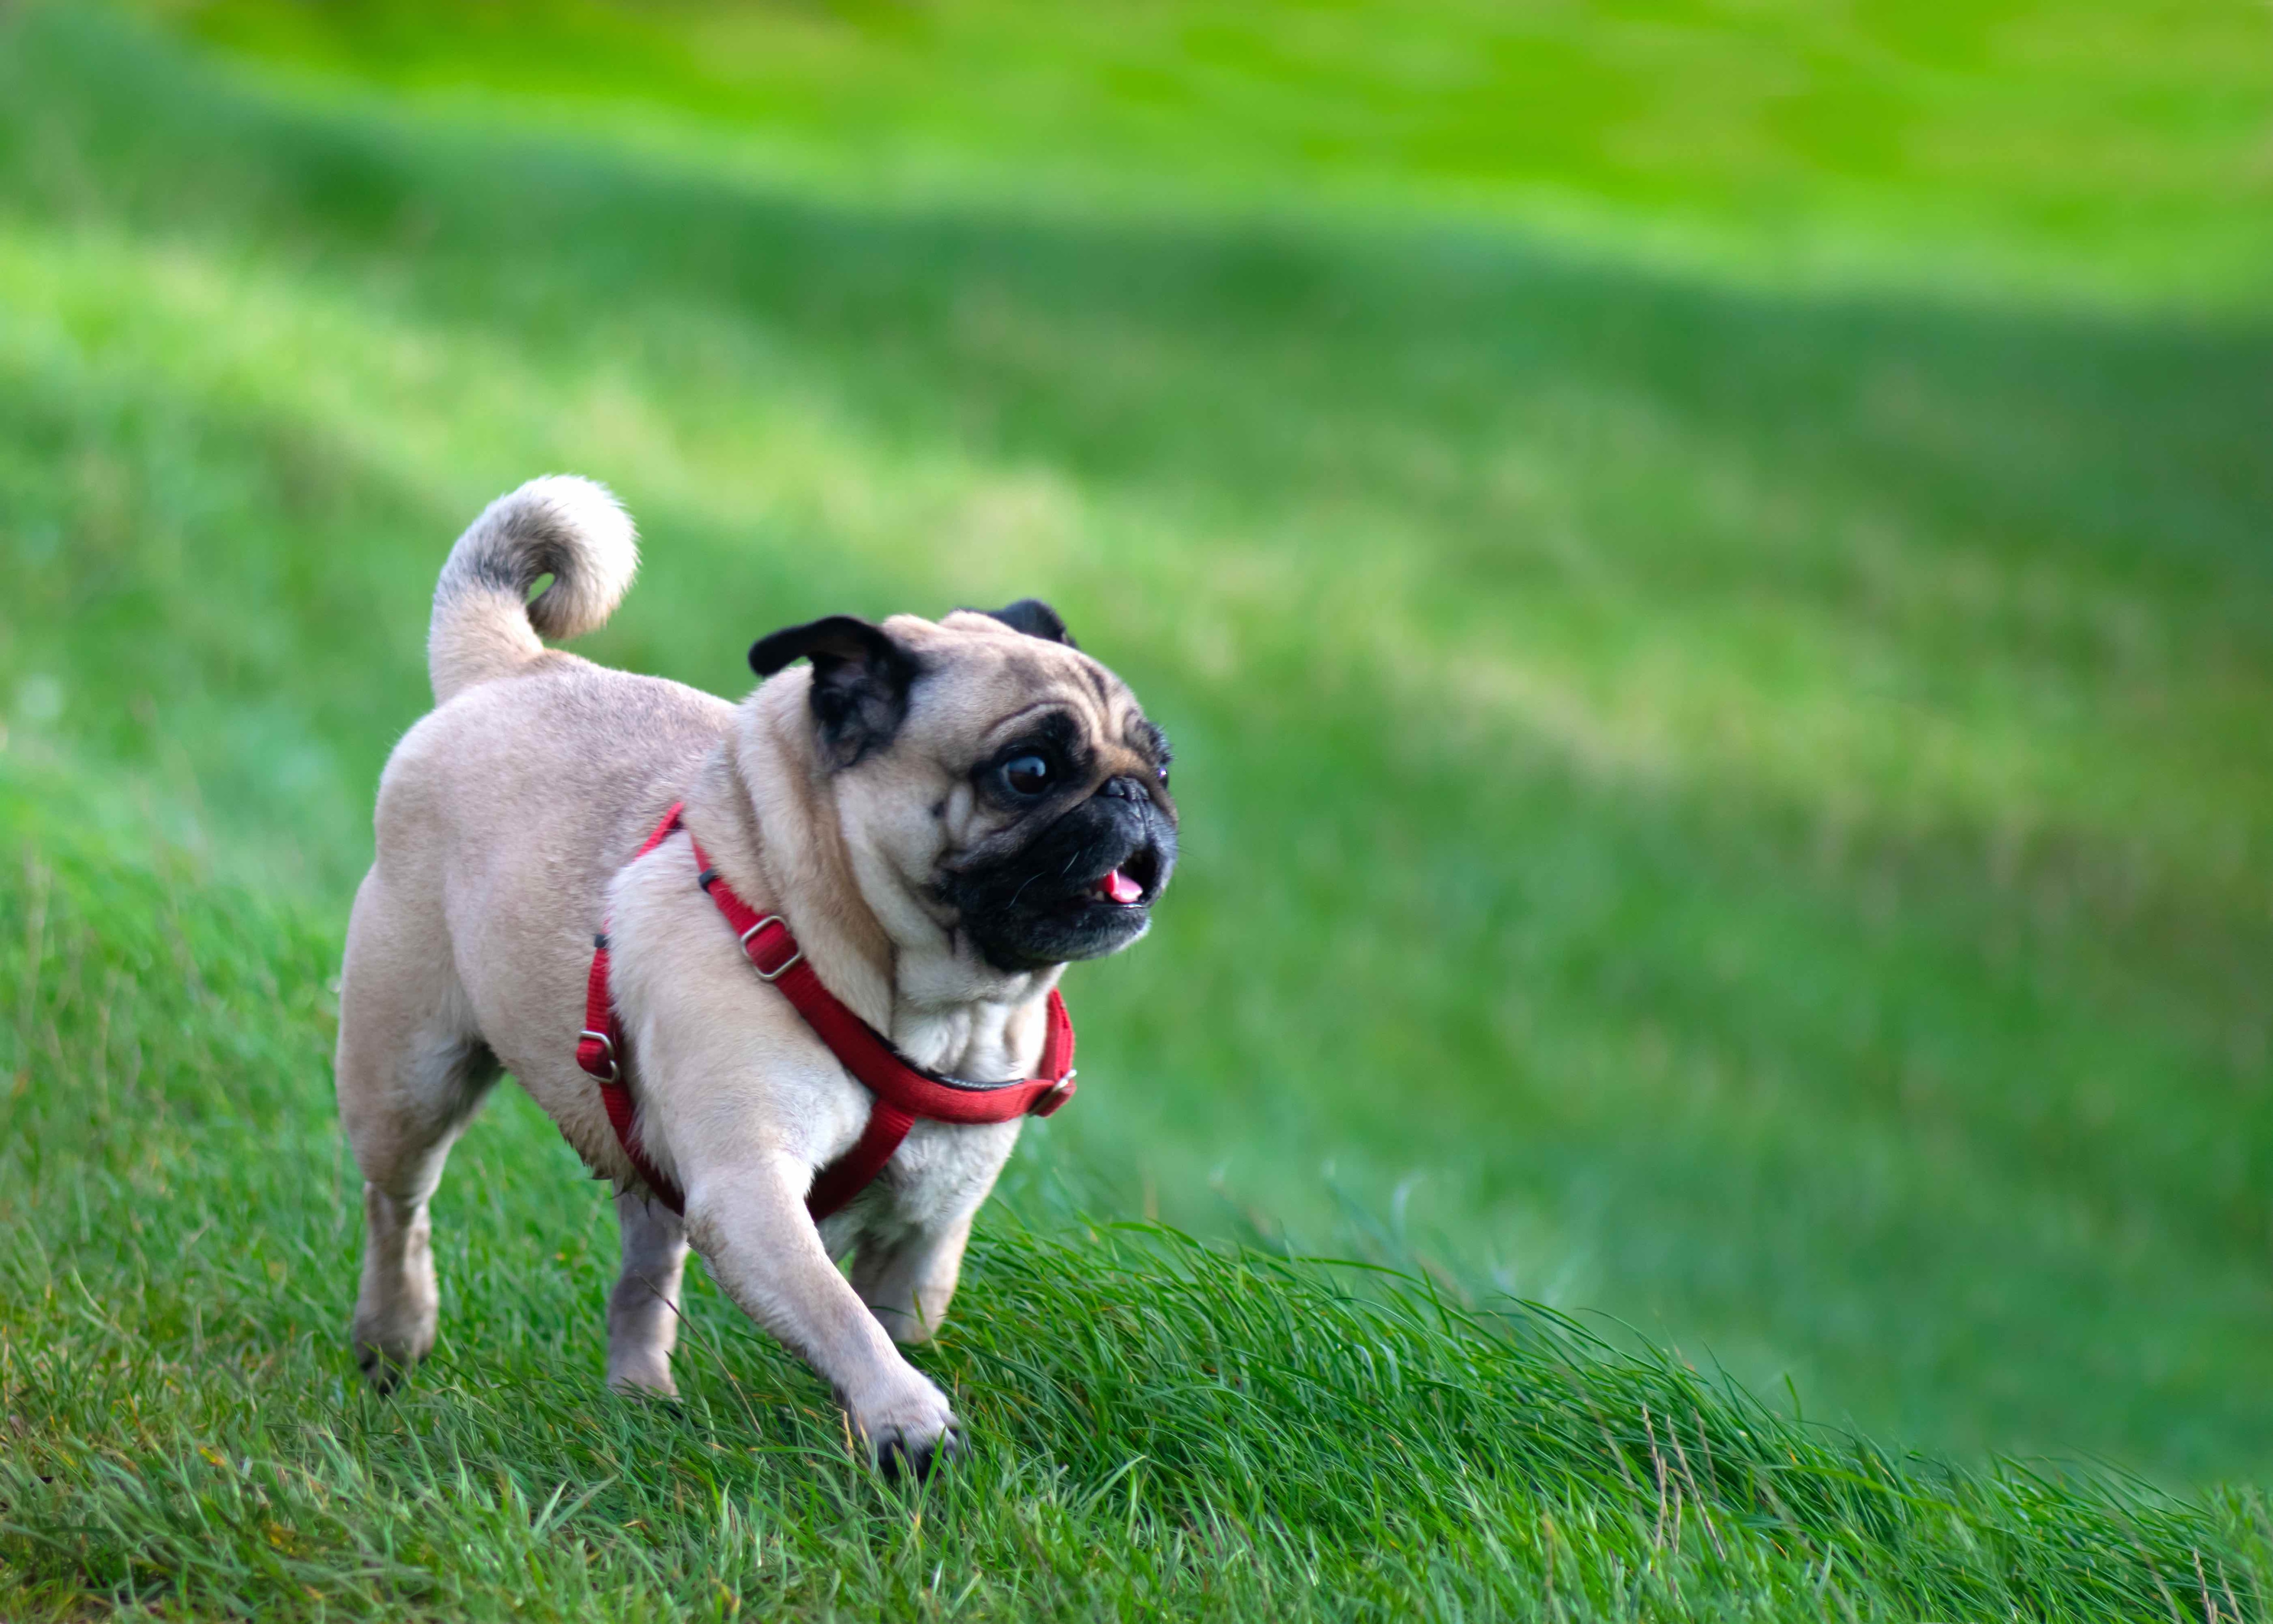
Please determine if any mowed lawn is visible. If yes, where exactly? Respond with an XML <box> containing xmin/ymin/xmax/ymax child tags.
<box><xmin>4</xmin><ymin>3</ymin><xmax>2273</xmax><ymax>1612</ymax></box>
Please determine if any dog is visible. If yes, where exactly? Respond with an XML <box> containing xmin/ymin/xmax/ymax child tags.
<box><xmin>335</xmin><ymin>476</ymin><xmax>1176</xmax><ymax>1473</ymax></box>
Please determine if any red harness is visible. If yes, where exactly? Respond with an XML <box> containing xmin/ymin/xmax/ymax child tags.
<box><xmin>573</xmin><ymin>804</ymin><xmax>1076</xmax><ymax>1221</ymax></box>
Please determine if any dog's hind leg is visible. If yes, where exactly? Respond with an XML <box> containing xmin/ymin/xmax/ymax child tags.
<box><xmin>606</xmin><ymin>1191</ymin><xmax>690</xmax><ymax>1397</ymax></box>
<box><xmin>336</xmin><ymin>869</ymin><xmax>497</xmax><ymax>1391</ymax></box>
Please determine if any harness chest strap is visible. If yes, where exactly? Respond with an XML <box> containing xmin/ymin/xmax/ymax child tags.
<box><xmin>573</xmin><ymin>803</ymin><xmax>1076</xmax><ymax>1221</ymax></box>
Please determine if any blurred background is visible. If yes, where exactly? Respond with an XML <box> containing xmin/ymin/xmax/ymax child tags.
<box><xmin>4</xmin><ymin>0</ymin><xmax>2270</xmax><ymax>1483</ymax></box>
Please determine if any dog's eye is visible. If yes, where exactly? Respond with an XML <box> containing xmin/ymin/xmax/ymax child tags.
<box><xmin>1002</xmin><ymin>754</ymin><xmax>1052</xmax><ymax>796</ymax></box>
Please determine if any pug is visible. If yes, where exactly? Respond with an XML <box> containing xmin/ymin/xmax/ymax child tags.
<box><xmin>335</xmin><ymin>476</ymin><xmax>1177</xmax><ymax>1474</ymax></box>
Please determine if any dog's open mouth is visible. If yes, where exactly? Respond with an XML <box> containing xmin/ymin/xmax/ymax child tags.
<box><xmin>949</xmin><ymin>812</ymin><xmax>1174</xmax><ymax>970</ymax></box>
<box><xmin>1090</xmin><ymin>845</ymin><xmax>1162</xmax><ymax>906</ymax></box>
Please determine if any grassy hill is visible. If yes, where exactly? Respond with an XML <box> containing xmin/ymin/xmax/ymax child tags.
<box><xmin>12</xmin><ymin>810</ymin><xmax>2273</xmax><ymax>1619</ymax></box>
<box><xmin>4</xmin><ymin>2</ymin><xmax>2273</xmax><ymax>1615</ymax></box>
<box><xmin>161</xmin><ymin>0</ymin><xmax>2273</xmax><ymax>305</ymax></box>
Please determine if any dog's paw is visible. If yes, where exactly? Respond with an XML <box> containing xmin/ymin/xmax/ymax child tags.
<box><xmin>846</xmin><ymin>1375</ymin><xmax>961</xmax><ymax>1479</ymax></box>
<box><xmin>874</xmin><ymin>1420</ymin><xmax>963</xmax><ymax>1482</ymax></box>
<box><xmin>607</xmin><ymin>1360</ymin><xmax>681</xmax><ymax>1401</ymax></box>
<box><xmin>350</xmin><ymin>1304</ymin><xmax>436</xmax><ymax>1394</ymax></box>
<box><xmin>353</xmin><ymin>1337</ymin><xmax>419</xmax><ymax>1395</ymax></box>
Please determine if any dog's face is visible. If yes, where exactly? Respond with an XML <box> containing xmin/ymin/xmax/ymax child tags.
<box><xmin>750</xmin><ymin>601</ymin><xmax>1177</xmax><ymax>973</ymax></box>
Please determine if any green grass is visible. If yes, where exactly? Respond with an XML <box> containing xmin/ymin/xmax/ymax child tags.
<box><xmin>8</xmin><ymin>795</ymin><xmax>2273</xmax><ymax>1619</ymax></box>
<box><xmin>4</xmin><ymin>1</ymin><xmax>2273</xmax><ymax>1614</ymax></box>
<box><xmin>156</xmin><ymin>0</ymin><xmax>2273</xmax><ymax>306</ymax></box>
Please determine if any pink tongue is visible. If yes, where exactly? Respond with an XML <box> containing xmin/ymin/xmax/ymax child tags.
<box><xmin>1099</xmin><ymin>868</ymin><xmax>1144</xmax><ymax>905</ymax></box>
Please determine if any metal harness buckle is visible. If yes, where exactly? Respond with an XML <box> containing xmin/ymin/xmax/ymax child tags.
<box><xmin>578</xmin><ymin>1028</ymin><xmax>620</xmax><ymax>1083</ymax></box>
<box><xmin>1033</xmin><ymin>1071</ymin><xmax>1078</xmax><ymax>1117</ymax></box>
<box><xmin>741</xmin><ymin>915</ymin><xmax>804</xmax><ymax>982</ymax></box>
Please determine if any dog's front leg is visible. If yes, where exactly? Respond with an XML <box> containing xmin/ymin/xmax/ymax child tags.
<box><xmin>686</xmin><ymin>1157</ymin><xmax>959</xmax><ymax>1475</ymax></box>
<box><xmin>851</xmin><ymin>1210</ymin><xmax>975</xmax><ymax>1346</ymax></box>
<box><xmin>607</xmin><ymin>1191</ymin><xmax>689</xmax><ymax>1397</ymax></box>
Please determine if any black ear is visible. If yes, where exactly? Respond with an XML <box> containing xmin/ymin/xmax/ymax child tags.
<box><xmin>978</xmin><ymin>597</ymin><xmax>1077</xmax><ymax>649</ymax></box>
<box><xmin>748</xmin><ymin>615</ymin><xmax>919</xmax><ymax>768</ymax></box>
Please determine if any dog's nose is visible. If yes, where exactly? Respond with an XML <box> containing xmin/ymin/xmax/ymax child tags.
<box><xmin>1097</xmin><ymin>775</ymin><xmax>1152</xmax><ymax>802</ymax></box>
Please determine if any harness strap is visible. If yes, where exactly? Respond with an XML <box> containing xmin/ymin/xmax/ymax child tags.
<box><xmin>573</xmin><ymin>804</ymin><xmax>1076</xmax><ymax>1222</ymax></box>
<box><xmin>574</xmin><ymin>803</ymin><xmax>689</xmax><ymax>1205</ymax></box>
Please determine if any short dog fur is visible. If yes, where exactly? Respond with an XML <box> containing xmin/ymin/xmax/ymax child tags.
<box><xmin>337</xmin><ymin>476</ymin><xmax>1176</xmax><ymax>1473</ymax></box>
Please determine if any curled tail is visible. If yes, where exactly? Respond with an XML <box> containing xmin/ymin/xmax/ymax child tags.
<box><xmin>427</xmin><ymin>476</ymin><xmax>639</xmax><ymax>704</ymax></box>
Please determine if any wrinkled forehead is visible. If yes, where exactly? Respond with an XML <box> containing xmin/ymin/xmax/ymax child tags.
<box><xmin>892</xmin><ymin>612</ymin><xmax>1156</xmax><ymax>763</ymax></box>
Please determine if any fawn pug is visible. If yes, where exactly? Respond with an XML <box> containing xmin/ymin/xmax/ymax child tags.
<box><xmin>336</xmin><ymin>477</ymin><xmax>1175</xmax><ymax>1474</ymax></box>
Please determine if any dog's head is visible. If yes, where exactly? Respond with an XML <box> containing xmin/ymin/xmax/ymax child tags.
<box><xmin>749</xmin><ymin>600</ymin><xmax>1177</xmax><ymax>973</ymax></box>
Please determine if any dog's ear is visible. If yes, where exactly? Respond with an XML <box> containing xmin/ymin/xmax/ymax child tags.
<box><xmin>977</xmin><ymin>598</ymin><xmax>1077</xmax><ymax>649</ymax></box>
<box><xmin>749</xmin><ymin>615</ymin><xmax>919</xmax><ymax>767</ymax></box>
